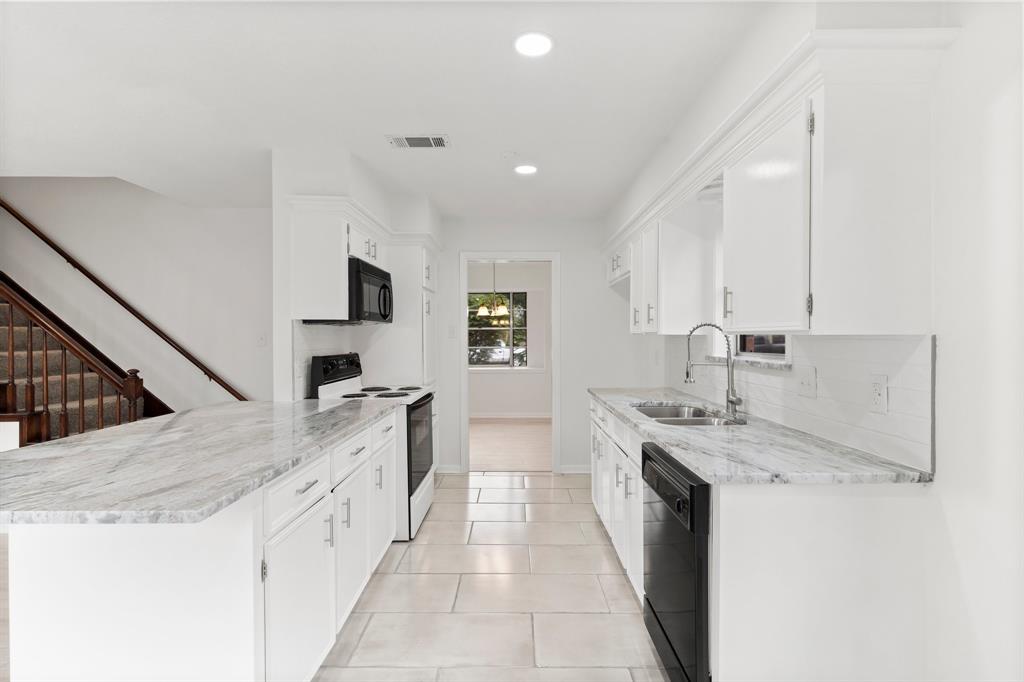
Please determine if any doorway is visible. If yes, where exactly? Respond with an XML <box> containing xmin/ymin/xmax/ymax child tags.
<box><xmin>459</xmin><ymin>254</ymin><xmax>560</xmax><ymax>473</ymax></box>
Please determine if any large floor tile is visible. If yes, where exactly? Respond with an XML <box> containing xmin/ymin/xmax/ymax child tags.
<box><xmin>478</xmin><ymin>488</ymin><xmax>571</xmax><ymax>504</ymax></box>
<box><xmin>349</xmin><ymin>613</ymin><xmax>534</xmax><ymax>667</ymax></box>
<box><xmin>413</xmin><ymin>521</ymin><xmax>472</xmax><ymax>544</ymax></box>
<box><xmin>373</xmin><ymin>544</ymin><xmax>408</xmax><ymax>574</ymax></box>
<box><xmin>321</xmin><ymin>612</ymin><xmax>372</xmax><ymax>667</ymax></box>
<box><xmin>579</xmin><ymin>522</ymin><xmax>612</xmax><ymax>545</ymax></box>
<box><xmin>599</xmin><ymin>574</ymin><xmax>641</xmax><ymax>613</ymax></box>
<box><xmin>629</xmin><ymin>668</ymin><xmax>673</xmax><ymax>682</ymax></box>
<box><xmin>434</xmin><ymin>488</ymin><xmax>481</xmax><ymax>503</ymax></box>
<box><xmin>567</xmin><ymin>488</ymin><xmax>594</xmax><ymax>504</ymax></box>
<box><xmin>529</xmin><ymin>545</ymin><xmax>624</xmax><ymax>574</ymax></box>
<box><xmin>439</xmin><ymin>668</ymin><xmax>632</xmax><ymax>681</ymax></box>
<box><xmin>428</xmin><ymin>503</ymin><xmax>525</xmax><ymax>522</ymax></box>
<box><xmin>524</xmin><ymin>503</ymin><xmax>598</xmax><ymax>522</ymax></box>
<box><xmin>524</xmin><ymin>475</ymin><xmax>591</xmax><ymax>489</ymax></box>
<box><xmin>454</xmin><ymin>574</ymin><xmax>608</xmax><ymax>613</ymax></box>
<box><xmin>398</xmin><ymin>545</ymin><xmax>531</xmax><ymax>574</ymax></box>
<box><xmin>441</xmin><ymin>475</ymin><xmax>525</xmax><ymax>489</ymax></box>
<box><xmin>484</xmin><ymin>471</ymin><xmax>555</xmax><ymax>476</ymax></box>
<box><xmin>316</xmin><ymin>667</ymin><xmax>438</xmax><ymax>682</ymax></box>
<box><xmin>470</xmin><ymin>522</ymin><xmax>586</xmax><ymax>546</ymax></box>
<box><xmin>354</xmin><ymin>574</ymin><xmax>460</xmax><ymax>612</ymax></box>
<box><xmin>533</xmin><ymin>614</ymin><xmax>661</xmax><ymax>667</ymax></box>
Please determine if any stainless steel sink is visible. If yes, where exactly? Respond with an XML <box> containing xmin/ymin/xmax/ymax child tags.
<box><xmin>655</xmin><ymin>416</ymin><xmax>742</xmax><ymax>427</ymax></box>
<box><xmin>634</xmin><ymin>405</ymin><xmax>708</xmax><ymax>419</ymax></box>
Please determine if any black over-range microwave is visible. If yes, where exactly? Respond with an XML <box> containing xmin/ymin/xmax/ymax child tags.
<box><xmin>302</xmin><ymin>257</ymin><xmax>394</xmax><ymax>325</ymax></box>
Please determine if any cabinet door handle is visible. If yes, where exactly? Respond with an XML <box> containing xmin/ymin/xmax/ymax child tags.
<box><xmin>615</xmin><ymin>463</ymin><xmax>622</xmax><ymax>487</ymax></box>
<box><xmin>647</xmin><ymin>304</ymin><xmax>655</xmax><ymax>324</ymax></box>
<box><xmin>343</xmin><ymin>497</ymin><xmax>352</xmax><ymax>529</ymax></box>
<box><xmin>296</xmin><ymin>479</ymin><xmax>319</xmax><ymax>495</ymax></box>
<box><xmin>364</xmin><ymin>239</ymin><xmax>371</xmax><ymax>257</ymax></box>
<box><xmin>425</xmin><ymin>264</ymin><xmax>431</xmax><ymax>280</ymax></box>
<box><xmin>633</xmin><ymin>308</ymin><xmax>639</xmax><ymax>325</ymax></box>
<box><xmin>350</xmin><ymin>445</ymin><xmax>366</xmax><ymax>457</ymax></box>
<box><xmin>383</xmin><ymin>424</ymin><xmax>394</xmax><ymax>433</ymax></box>
<box><xmin>425</xmin><ymin>299</ymin><xmax>431</xmax><ymax>316</ymax></box>
<box><xmin>624</xmin><ymin>473</ymin><xmax>632</xmax><ymax>499</ymax></box>
<box><xmin>723</xmin><ymin>286</ymin><xmax>733</xmax><ymax>318</ymax></box>
<box><xmin>325</xmin><ymin>513</ymin><xmax>335</xmax><ymax>547</ymax></box>
<box><xmin>372</xmin><ymin>242</ymin><xmax>378</xmax><ymax>259</ymax></box>
<box><xmin>376</xmin><ymin>465</ymin><xmax>383</xmax><ymax>489</ymax></box>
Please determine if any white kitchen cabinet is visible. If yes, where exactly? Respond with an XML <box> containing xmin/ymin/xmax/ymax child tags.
<box><xmin>332</xmin><ymin>461</ymin><xmax>370</xmax><ymax>631</ymax></box>
<box><xmin>722</xmin><ymin>102</ymin><xmax>811</xmax><ymax>333</ymax></box>
<box><xmin>290</xmin><ymin>206</ymin><xmax>350</xmax><ymax>321</ymax></box>
<box><xmin>606</xmin><ymin>243</ymin><xmax>631</xmax><ymax>284</ymax></box>
<box><xmin>640</xmin><ymin>222</ymin><xmax>660</xmax><ymax>333</ymax></box>
<box><xmin>590</xmin><ymin>421</ymin><xmax>609</xmax><ymax>525</ymax></box>
<box><xmin>609</xmin><ymin>440</ymin><xmax>628</xmax><ymax>560</ymax></box>
<box><xmin>628</xmin><ymin>235</ymin><xmax>644</xmax><ymax>334</ymax></box>
<box><xmin>422</xmin><ymin>249</ymin><xmax>439</xmax><ymax>291</ymax></box>
<box><xmin>624</xmin><ymin>454</ymin><xmax>643</xmax><ymax>599</ymax></box>
<box><xmin>368</xmin><ymin>439</ymin><xmax>397</xmax><ymax>565</ymax></box>
<box><xmin>422</xmin><ymin>290</ymin><xmax>437</xmax><ymax>386</ymax></box>
<box><xmin>264</xmin><ymin>495</ymin><xmax>335</xmax><ymax>682</ymax></box>
<box><xmin>347</xmin><ymin>222</ymin><xmax>387</xmax><ymax>267</ymax></box>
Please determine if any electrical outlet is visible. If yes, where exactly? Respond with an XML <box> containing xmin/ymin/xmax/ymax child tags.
<box><xmin>870</xmin><ymin>374</ymin><xmax>888</xmax><ymax>414</ymax></box>
<box><xmin>797</xmin><ymin>366</ymin><xmax>817</xmax><ymax>398</ymax></box>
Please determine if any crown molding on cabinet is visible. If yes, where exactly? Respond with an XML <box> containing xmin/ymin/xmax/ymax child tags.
<box><xmin>605</xmin><ymin>27</ymin><xmax>960</xmax><ymax>256</ymax></box>
<box><xmin>286</xmin><ymin>195</ymin><xmax>442</xmax><ymax>252</ymax></box>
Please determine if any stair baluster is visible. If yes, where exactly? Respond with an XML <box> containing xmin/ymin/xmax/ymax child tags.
<box><xmin>97</xmin><ymin>377</ymin><xmax>104</xmax><ymax>429</ymax></box>
<box><xmin>40</xmin><ymin>332</ymin><xmax>50</xmax><ymax>441</ymax></box>
<box><xmin>4</xmin><ymin>302</ymin><xmax>14</xmax><ymax>412</ymax></box>
<box><xmin>78</xmin><ymin>362</ymin><xmax>85</xmax><ymax>434</ymax></box>
<box><xmin>59</xmin><ymin>346</ymin><xmax>68</xmax><ymax>438</ymax></box>
<box><xmin>24</xmin><ymin>320</ymin><xmax>36</xmax><ymax>413</ymax></box>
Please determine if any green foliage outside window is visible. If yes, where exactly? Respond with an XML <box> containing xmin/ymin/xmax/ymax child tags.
<box><xmin>467</xmin><ymin>292</ymin><xmax>527</xmax><ymax>367</ymax></box>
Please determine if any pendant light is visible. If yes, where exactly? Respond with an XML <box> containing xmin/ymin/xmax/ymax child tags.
<box><xmin>475</xmin><ymin>262</ymin><xmax>510</xmax><ymax>318</ymax></box>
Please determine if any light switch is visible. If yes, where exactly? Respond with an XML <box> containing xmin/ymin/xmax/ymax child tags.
<box><xmin>796</xmin><ymin>366</ymin><xmax>817</xmax><ymax>398</ymax></box>
<box><xmin>870</xmin><ymin>374</ymin><xmax>888</xmax><ymax>414</ymax></box>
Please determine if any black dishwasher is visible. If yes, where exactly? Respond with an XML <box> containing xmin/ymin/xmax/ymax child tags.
<box><xmin>642</xmin><ymin>443</ymin><xmax>711</xmax><ymax>682</ymax></box>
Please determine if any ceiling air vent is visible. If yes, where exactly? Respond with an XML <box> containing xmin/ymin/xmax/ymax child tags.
<box><xmin>387</xmin><ymin>135</ymin><xmax>450</xmax><ymax>149</ymax></box>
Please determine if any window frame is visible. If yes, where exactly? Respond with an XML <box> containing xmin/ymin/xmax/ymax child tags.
<box><xmin>466</xmin><ymin>290</ymin><xmax>529</xmax><ymax>369</ymax></box>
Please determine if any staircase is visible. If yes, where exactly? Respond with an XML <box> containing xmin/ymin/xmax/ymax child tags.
<box><xmin>0</xmin><ymin>272</ymin><xmax>170</xmax><ymax>446</ymax></box>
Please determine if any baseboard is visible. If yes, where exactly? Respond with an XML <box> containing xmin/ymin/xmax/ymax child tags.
<box><xmin>470</xmin><ymin>415</ymin><xmax>552</xmax><ymax>421</ymax></box>
<box><xmin>435</xmin><ymin>465</ymin><xmax>464</xmax><ymax>474</ymax></box>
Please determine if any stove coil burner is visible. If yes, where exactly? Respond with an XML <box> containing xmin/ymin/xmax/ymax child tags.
<box><xmin>376</xmin><ymin>392</ymin><xmax>411</xmax><ymax>398</ymax></box>
<box><xmin>398</xmin><ymin>386</ymin><xmax>422</xmax><ymax>391</ymax></box>
<box><xmin>341</xmin><ymin>393</ymin><xmax>369</xmax><ymax>398</ymax></box>
<box><xmin>361</xmin><ymin>386</ymin><xmax>392</xmax><ymax>392</ymax></box>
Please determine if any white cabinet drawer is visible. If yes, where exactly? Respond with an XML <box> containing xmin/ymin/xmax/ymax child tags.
<box><xmin>372</xmin><ymin>412</ymin><xmax>398</xmax><ymax>451</ymax></box>
<box><xmin>265</xmin><ymin>456</ymin><xmax>331</xmax><ymax>536</ymax></box>
<box><xmin>331</xmin><ymin>429</ymin><xmax>372</xmax><ymax>484</ymax></box>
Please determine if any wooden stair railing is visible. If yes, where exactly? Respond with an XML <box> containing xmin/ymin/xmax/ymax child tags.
<box><xmin>0</xmin><ymin>196</ymin><xmax>247</xmax><ymax>401</ymax></box>
<box><xmin>1</xmin><ymin>276</ymin><xmax>148</xmax><ymax>445</ymax></box>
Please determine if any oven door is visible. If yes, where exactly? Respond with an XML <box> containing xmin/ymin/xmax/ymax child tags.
<box><xmin>407</xmin><ymin>393</ymin><xmax>434</xmax><ymax>495</ymax></box>
<box><xmin>642</xmin><ymin>444</ymin><xmax>711</xmax><ymax>682</ymax></box>
<box><xmin>348</xmin><ymin>257</ymin><xmax>393</xmax><ymax>323</ymax></box>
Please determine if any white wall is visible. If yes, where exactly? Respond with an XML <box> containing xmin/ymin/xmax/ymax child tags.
<box><xmin>437</xmin><ymin>219</ymin><xmax>666</xmax><ymax>472</ymax></box>
<box><xmin>467</xmin><ymin>261</ymin><xmax>551</xmax><ymax>418</ymax></box>
<box><xmin>670</xmin><ymin>335</ymin><xmax>934</xmax><ymax>472</ymax></box>
<box><xmin>924</xmin><ymin>4</ymin><xmax>1023</xmax><ymax>679</ymax></box>
<box><xmin>0</xmin><ymin>177</ymin><xmax>272</xmax><ymax>408</ymax></box>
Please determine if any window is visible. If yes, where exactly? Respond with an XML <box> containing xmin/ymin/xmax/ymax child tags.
<box><xmin>467</xmin><ymin>292</ymin><xmax>527</xmax><ymax>367</ymax></box>
<box><xmin>736</xmin><ymin>334</ymin><xmax>786</xmax><ymax>355</ymax></box>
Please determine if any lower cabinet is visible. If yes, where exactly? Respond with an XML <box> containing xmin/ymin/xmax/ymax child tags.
<box><xmin>591</xmin><ymin>407</ymin><xmax>645</xmax><ymax>602</ymax></box>
<box><xmin>333</xmin><ymin>461</ymin><xmax>370</xmax><ymax>630</ymax></box>
<box><xmin>369</xmin><ymin>439</ymin><xmax>397</xmax><ymax>565</ymax></box>
<box><xmin>264</xmin><ymin>495</ymin><xmax>336</xmax><ymax>682</ymax></box>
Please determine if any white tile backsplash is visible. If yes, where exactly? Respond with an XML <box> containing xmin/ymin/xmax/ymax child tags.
<box><xmin>665</xmin><ymin>335</ymin><xmax>934</xmax><ymax>472</ymax></box>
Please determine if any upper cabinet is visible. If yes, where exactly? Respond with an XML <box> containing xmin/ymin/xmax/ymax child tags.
<box><xmin>606</xmin><ymin>243</ymin><xmax>631</xmax><ymax>284</ymax></box>
<box><xmin>289</xmin><ymin>197</ymin><xmax>392</xmax><ymax>321</ymax></box>
<box><xmin>722</xmin><ymin>102</ymin><xmax>812</xmax><ymax>333</ymax></box>
<box><xmin>608</xmin><ymin>30</ymin><xmax>953</xmax><ymax>337</ymax></box>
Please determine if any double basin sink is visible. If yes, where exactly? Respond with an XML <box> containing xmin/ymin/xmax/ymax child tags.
<box><xmin>632</xmin><ymin>404</ymin><xmax>745</xmax><ymax>427</ymax></box>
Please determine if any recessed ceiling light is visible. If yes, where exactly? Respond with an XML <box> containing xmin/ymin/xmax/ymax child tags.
<box><xmin>514</xmin><ymin>164</ymin><xmax>538</xmax><ymax>175</ymax></box>
<box><xmin>514</xmin><ymin>33</ymin><xmax>552</xmax><ymax>57</ymax></box>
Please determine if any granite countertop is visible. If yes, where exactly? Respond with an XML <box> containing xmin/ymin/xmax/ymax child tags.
<box><xmin>0</xmin><ymin>399</ymin><xmax>400</xmax><ymax>524</ymax></box>
<box><xmin>589</xmin><ymin>387</ymin><xmax>932</xmax><ymax>484</ymax></box>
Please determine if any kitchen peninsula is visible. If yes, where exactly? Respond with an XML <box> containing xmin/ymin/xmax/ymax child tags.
<box><xmin>0</xmin><ymin>399</ymin><xmax>402</xmax><ymax>682</ymax></box>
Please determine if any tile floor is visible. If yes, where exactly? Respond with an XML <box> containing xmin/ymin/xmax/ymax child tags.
<box><xmin>468</xmin><ymin>420</ymin><xmax>552</xmax><ymax>472</ymax></box>
<box><xmin>315</xmin><ymin>472</ymin><xmax>667</xmax><ymax>682</ymax></box>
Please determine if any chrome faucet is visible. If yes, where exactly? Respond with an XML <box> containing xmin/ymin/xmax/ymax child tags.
<box><xmin>684</xmin><ymin>322</ymin><xmax>743</xmax><ymax>419</ymax></box>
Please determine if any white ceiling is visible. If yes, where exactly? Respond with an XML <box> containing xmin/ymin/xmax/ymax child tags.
<box><xmin>0</xmin><ymin>2</ymin><xmax>766</xmax><ymax>220</ymax></box>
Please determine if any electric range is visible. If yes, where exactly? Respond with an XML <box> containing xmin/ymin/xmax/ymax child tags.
<box><xmin>309</xmin><ymin>353</ymin><xmax>435</xmax><ymax>540</ymax></box>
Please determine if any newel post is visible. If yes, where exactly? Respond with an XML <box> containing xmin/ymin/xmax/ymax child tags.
<box><xmin>124</xmin><ymin>369</ymin><xmax>144</xmax><ymax>422</ymax></box>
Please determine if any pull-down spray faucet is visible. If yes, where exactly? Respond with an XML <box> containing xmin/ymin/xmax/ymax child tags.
<box><xmin>684</xmin><ymin>322</ymin><xmax>743</xmax><ymax>419</ymax></box>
